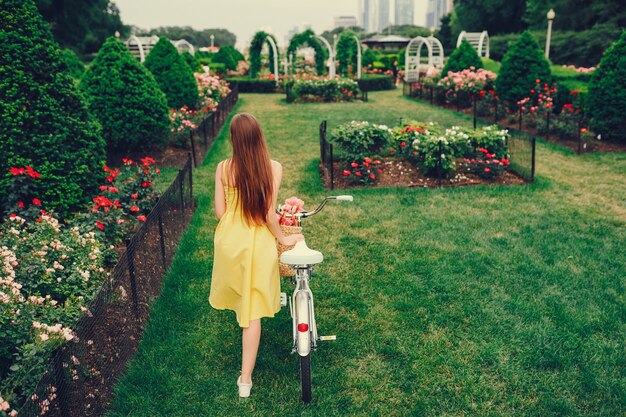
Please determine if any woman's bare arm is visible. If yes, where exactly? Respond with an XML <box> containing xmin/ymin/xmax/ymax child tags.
<box><xmin>214</xmin><ymin>161</ymin><xmax>226</xmax><ymax>220</ymax></box>
<box><xmin>266</xmin><ymin>161</ymin><xmax>303</xmax><ymax>246</ymax></box>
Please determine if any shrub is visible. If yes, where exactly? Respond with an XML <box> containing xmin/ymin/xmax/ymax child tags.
<box><xmin>0</xmin><ymin>213</ymin><xmax>107</xmax><ymax>414</ymax></box>
<box><xmin>330</xmin><ymin>121</ymin><xmax>393</xmax><ymax>161</ymax></box>
<box><xmin>358</xmin><ymin>74</ymin><xmax>394</xmax><ymax>91</ymax></box>
<box><xmin>182</xmin><ymin>51</ymin><xmax>202</xmax><ymax>72</ymax></box>
<box><xmin>464</xmin><ymin>148</ymin><xmax>511</xmax><ymax>179</ymax></box>
<box><xmin>496</xmin><ymin>31</ymin><xmax>552</xmax><ymax>108</ymax></box>
<box><xmin>225</xmin><ymin>77</ymin><xmax>277</xmax><ymax>93</ymax></box>
<box><xmin>413</xmin><ymin>126</ymin><xmax>471</xmax><ymax>176</ymax></box>
<box><xmin>490</xmin><ymin>26</ymin><xmax>623</xmax><ymax>67</ymax></box>
<box><xmin>0</xmin><ymin>0</ymin><xmax>106</xmax><ymax>218</ymax></box>
<box><xmin>208</xmin><ymin>62</ymin><xmax>227</xmax><ymax>75</ymax></box>
<box><xmin>212</xmin><ymin>45</ymin><xmax>239</xmax><ymax>71</ymax></box>
<box><xmin>144</xmin><ymin>37</ymin><xmax>198</xmax><ymax>109</ymax></box>
<box><xmin>442</xmin><ymin>40</ymin><xmax>483</xmax><ymax>76</ymax></box>
<box><xmin>469</xmin><ymin>125</ymin><xmax>509</xmax><ymax>158</ymax></box>
<box><xmin>588</xmin><ymin>31</ymin><xmax>626</xmax><ymax>143</ymax></box>
<box><xmin>342</xmin><ymin>157</ymin><xmax>383</xmax><ymax>185</ymax></box>
<box><xmin>80</xmin><ymin>37</ymin><xmax>170</xmax><ymax>153</ymax></box>
<box><xmin>61</xmin><ymin>48</ymin><xmax>85</xmax><ymax>79</ymax></box>
<box><xmin>362</xmin><ymin>48</ymin><xmax>378</xmax><ymax>67</ymax></box>
<box><xmin>287</xmin><ymin>78</ymin><xmax>360</xmax><ymax>103</ymax></box>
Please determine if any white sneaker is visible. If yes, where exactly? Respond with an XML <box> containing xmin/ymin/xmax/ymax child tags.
<box><xmin>237</xmin><ymin>376</ymin><xmax>252</xmax><ymax>398</ymax></box>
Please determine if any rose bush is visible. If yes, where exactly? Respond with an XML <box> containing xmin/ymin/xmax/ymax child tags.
<box><xmin>0</xmin><ymin>213</ymin><xmax>106</xmax><ymax>414</ymax></box>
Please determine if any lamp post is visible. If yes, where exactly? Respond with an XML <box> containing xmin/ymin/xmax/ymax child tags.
<box><xmin>545</xmin><ymin>9</ymin><xmax>555</xmax><ymax>59</ymax></box>
<box><xmin>210</xmin><ymin>34</ymin><xmax>215</xmax><ymax>48</ymax></box>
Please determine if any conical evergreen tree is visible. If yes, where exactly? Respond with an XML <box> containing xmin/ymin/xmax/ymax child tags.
<box><xmin>182</xmin><ymin>51</ymin><xmax>202</xmax><ymax>72</ymax></box>
<box><xmin>144</xmin><ymin>37</ymin><xmax>198</xmax><ymax>109</ymax></box>
<box><xmin>442</xmin><ymin>39</ymin><xmax>483</xmax><ymax>75</ymax></box>
<box><xmin>495</xmin><ymin>31</ymin><xmax>551</xmax><ymax>107</ymax></box>
<box><xmin>80</xmin><ymin>37</ymin><xmax>170</xmax><ymax>152</ymax></box>
<box><xmin>0</xmin><ymin>0</ymin><xmax>106</xmax><ymax>217</ymax></box>
<box><xmin>588</xmin><ymin>31</ymin><xmax>626</xmax><ymax>143</ymax></box>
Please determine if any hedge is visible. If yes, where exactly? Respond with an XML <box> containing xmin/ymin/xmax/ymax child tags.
<box><xmin>358</xmin><ymin>74</ymin><xmax>394</xmax><ymax>91</ymax></box>
<box><xmin>225</xmin><ymin>77</ymin><xmax>277</xmax><ymax>93</ymax></box>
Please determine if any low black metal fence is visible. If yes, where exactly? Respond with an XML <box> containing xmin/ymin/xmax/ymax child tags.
<box><xmin>319</xmin><ymin>121</ymin><xmax>334</xmax><ymax>190</ymax></box>
<box><xmin>404</xmin><ymin>81</ymin><xmax>589</xmax><ymax>155</ymax></box>
<box><xmin>18</xmin><ymin>156</ymin><xmax>195</xmax><ymax>417</ymax></box>
<box><xmin>319</xmin><ymin>119</ymin><xmax>535</xmax><ymax>189</ymax></box>
<box><xmin>189</xmin><ymin>86</ymin><xmax>239</xmax><ymax>167</ymax></box>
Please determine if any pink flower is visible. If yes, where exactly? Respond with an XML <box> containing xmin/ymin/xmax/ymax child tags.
<box><xmin>137</xmin><ymin>215</ymin><xmax>147</xmax><ymax>222</ymax></box>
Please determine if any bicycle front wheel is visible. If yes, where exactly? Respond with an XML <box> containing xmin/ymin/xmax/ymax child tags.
<box><xmin>300</xmin><ymin>353</ymin><xmax>312</xmax><ymax>403</ymax></box>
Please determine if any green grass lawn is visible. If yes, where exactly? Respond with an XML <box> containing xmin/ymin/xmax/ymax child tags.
<box><xmin>108</xmin><ymin>89</ymin><xmax>625</xmax><ymax>416</ymax></box>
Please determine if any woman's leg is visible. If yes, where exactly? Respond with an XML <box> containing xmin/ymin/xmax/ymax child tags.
<box><xmin>241</xmin><ymin>319</ymin><xmax>261</xmax><ymax>383</ymax></box>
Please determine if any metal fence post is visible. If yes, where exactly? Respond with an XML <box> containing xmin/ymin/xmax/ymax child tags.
<box><xmin>531</xmin><ymin>137</ymin><xmax>536</xmax><ymax>181</ymax></box>
<box><xmin>189</xmin><ymin>130</ymin><xmax>198</xmax><ymax>168</ymax></box>
<box><xmin>546</xmin><ymin>111</ymin><xmax>551</xmax><ymax>141</ymax></box>
<box><xmin>437</xmin><ymin>139</ymin><xmax>443</xmax><ymax>187</ymax></box>
<box><xmin>125</xmin><ymin>238</ymin><xmax>140</xmax><ymax>318</ymax></box>
<box><xmin>329</xmin><ymin>143</ymin><xmax>334</xmax><ymax>191</ymax></box>
<box><xmin>577</xmin><ymin>119</ymin><xmax>583</xmax><ymax>154</ymax></box>
<box><xmin>157</xmin><ymin>197</ymin><xmax>167</xmax><ymax>270</ymax></box>
<box><xmin>188</xmin><ymin>153</ymin><xmax>194</xmax><ymax>209</ymax></box>
<box><xmin>179</xmin><ymin>167</ymin><xmax>185</xmax><ymax>212</ymax></box>
<box><xmin>518</xmin><ymin>107</ymin><xmax>523</xmax><ymax>131</ymax></box>
<box><xmin>473</xmin><ymin>94</ymin><xmax>477</xmax><ymax>130</ymax></box>
<box><xmin>430</xmin><ymin>86</ymin><xmax>434</xmax><ymax>104</ymax></box>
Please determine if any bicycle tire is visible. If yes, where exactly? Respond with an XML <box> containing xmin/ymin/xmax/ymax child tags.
<box><xmin>300</xmin><ymin>353</ymin><xmax>312</xmax><ymax>403</ymax></box>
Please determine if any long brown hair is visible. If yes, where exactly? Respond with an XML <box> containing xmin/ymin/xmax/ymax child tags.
<box><xmin>228</xmin><ymin>113</ymin><xmax>273</xmax><ymax>225</ymax></box>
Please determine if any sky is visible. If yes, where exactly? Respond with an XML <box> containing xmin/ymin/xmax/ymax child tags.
<box><xmin>113</xmin><ymin>0</ymin><xmax>428</xmax><ymax>50</ymax></box>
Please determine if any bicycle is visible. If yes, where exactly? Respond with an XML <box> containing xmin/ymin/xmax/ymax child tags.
<box><xmin>278</xmin><ymin>195</ymin><xmax>353</xmax><ymax>403</ymax></box>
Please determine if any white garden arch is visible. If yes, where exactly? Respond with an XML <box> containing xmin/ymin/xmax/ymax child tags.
<box><xmin>264</xmin><ymin>35</ymin><xmax>279</xmax><ymax>86</ymax></box>
<box><xmin>404</xmin><ymin>36</ymin><xmax>445</xmax><ymax>82</ymax></box>
<box><xmin>456</xmin><ymin>31</ymin><xmax>490</xmax><ymax>58</ymax></box>
<box><xmin>316</xmin><ymin>35</ymin><xmax>336</xmax><ymax>79</ymax></box>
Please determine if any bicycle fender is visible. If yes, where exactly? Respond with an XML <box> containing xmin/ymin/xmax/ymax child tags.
<box><xmin>295</xmin><ymin>290</ymin><xmax>311</xmax><ymax>357</ymax></box>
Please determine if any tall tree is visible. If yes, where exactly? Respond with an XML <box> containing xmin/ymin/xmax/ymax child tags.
<box><xmin>523</xmin><ymin>0</ymin><xmax>626</xmax><ymax>31</ymax></box>
<box><xmin>138</xmin><ymin>26</ymin><xmax>236</xmax><ymax>47</ymax></box>
<box><xmin>36</xmin><ymin>0</ymin><xmax>129</xmax><ymax>54</ymax></box>
<box><xmin>453</xmin><ymin>0</ymin><xmax>527</xmax><ymax>34</ymax></box>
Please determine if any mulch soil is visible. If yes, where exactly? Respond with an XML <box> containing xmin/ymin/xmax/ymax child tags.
<box><xmin>322</xmin><ymin>158</ymin><xmax>526</xmax><ymax>190</ymax></box>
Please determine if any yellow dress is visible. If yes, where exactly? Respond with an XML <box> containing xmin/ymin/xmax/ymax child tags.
<box><xmin>209</xmin><ymin>160</ymin><xmax>280</xmax><ymax>328</ymax></box>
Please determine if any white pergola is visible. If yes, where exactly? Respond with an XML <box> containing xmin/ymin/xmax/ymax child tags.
<box><xmin>456</xmin><ymin>31</ymin><xmax>490</xmax><ymax>58</ymax></box>
<box><xmin>125</xmin><ymin>35</ymin><xmax>196</xmax><ymax>62</ymax></box>
<box><xmin>404</xmin><ymin>36</ymin><xmax>445</xmax><ymax>82</ymax></box>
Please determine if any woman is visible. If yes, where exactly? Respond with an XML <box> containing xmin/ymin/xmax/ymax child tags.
<box><xmin>392</xmin><ymin>59</ymin><xmax>399</xmax><ymax>87</ymax></box>
<box><xmin>209</xmin><ymin>113</ymin><xmax>303</xmax><ymax>398</ymax></box>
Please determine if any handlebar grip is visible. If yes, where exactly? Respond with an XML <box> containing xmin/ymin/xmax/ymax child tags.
<box><xmin>335</xmin><ymin>195</ymin><xmax>353</xmax><ymax>202</ymax></box>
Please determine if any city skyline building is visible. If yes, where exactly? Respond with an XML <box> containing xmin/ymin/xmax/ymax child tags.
<box><xmin>334</xmin><ymin>15</ymin><xmax>358</xmax><ymax>29</ymax></box>
<box><xmin>425</xmin><ymin>0</ymin><xmax>453</xmax><ymax>29</ymax></box>
<box><xmin>378</xmin><ymin>0</ymin><xmax>390</xmax><ymax>32</ymax></box>
<box><xmin>395</xmin><ymin>0</ymin><xmax>414</xmax><ymax>26</ymax></box>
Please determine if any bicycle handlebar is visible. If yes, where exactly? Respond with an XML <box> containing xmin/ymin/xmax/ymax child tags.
<box><xmin>276</xmin><ymin>196</ymin><xmax>353</xmax><ymax>221</ymax></box>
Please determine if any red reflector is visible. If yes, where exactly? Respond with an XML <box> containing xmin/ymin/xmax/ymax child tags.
<box><xmin>298</xmin><ymin>323</ymin><xmax>309</xmax><ymax>332</ymax></box>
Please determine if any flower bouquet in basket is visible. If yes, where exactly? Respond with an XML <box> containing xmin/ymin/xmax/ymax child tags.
<box><xmin>277</xmin><ymin>197</ymin><xmax>305</xmax><ymax>276</ymax></box>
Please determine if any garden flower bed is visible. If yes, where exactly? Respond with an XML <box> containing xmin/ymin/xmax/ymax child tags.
<box><xmin>285</xmin><ymin>77</ymin><xmax>361</xmax><ymax>103</ymax></box>
<box><xmin>321</xmin><ymin>121</ymin><xmax>530</xmax><ymax>189</ymax></box>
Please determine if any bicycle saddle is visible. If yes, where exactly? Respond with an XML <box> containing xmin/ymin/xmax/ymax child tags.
<box><xmin>280</xmin><ymin>240</ymin><xmax>323</xmax><ymax>265</ymax></box>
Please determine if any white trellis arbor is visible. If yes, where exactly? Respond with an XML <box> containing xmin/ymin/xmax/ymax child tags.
<box><xmin>456</xmin><ymin>31</ymin><xmax>490</xmax><ymax>58</ymax></box>
<box><xmin>316</xmin><ymin>35</ymin><xmax>336</xmax><ymax>79</ymax></box>
<box><xmin>333</xmin><ymin>34</ymin><xmax>362</xmax><ymax>79</ymax></box>
<box><xmin>404</xmin><ymin>36</ymin><xmax>445</xmax><ymax>82</ymax></box>
<box><xmin>264</xmin><ymin>35</ymin><xmax>279</xmax><ymax>86</ymax></box>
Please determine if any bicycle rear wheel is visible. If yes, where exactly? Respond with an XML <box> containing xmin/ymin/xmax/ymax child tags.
<box><xmin>300</xmin><ymin>353</ymin><xmax>312</xmax><ymax>403</ymax></box>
